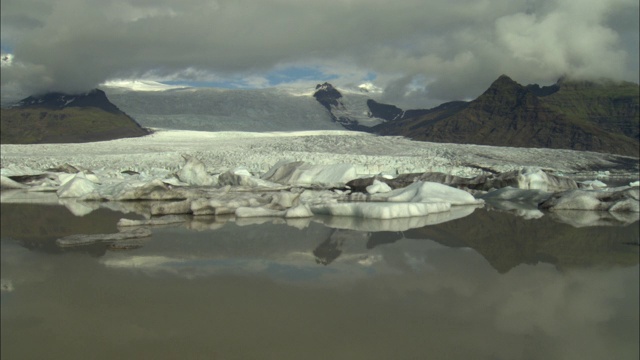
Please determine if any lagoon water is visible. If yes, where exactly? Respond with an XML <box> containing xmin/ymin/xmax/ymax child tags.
<box><xmin>1</xmin><ymin>203</ymin><xmax>638</xmax><ymax>360</ymax></box>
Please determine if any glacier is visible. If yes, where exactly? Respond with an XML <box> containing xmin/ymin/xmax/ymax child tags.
<box><xmin>103</xmin><ymin>86</ymin><xmax>345</xmax><ymax>132</ymax></box>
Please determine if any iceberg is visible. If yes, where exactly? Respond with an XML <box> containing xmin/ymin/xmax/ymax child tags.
<box><xmin>539</xmin><ymin>187</ymin><xmax>639</xmax><ymax>212</ymax></box>
<box><xmin>262</xmin><ymin>161</ymin><xmax>357</xmax><ymax>186</ymax></box>
<box><xmin>175</xmin><ymin>154</ymin><xmax>216</xmax><ymax>186</ymax></box>
<box><xmin>1</xmin><ymin>130</ymin><xmax>637</xmax><ymax>227</ymax></box>
<box><xmin>1</xmin><ymin>175</ymin><xmax>28</xmax><ymax>189</ymax></box>
<box><xmin>383</xmin><ymin>181</ymin><xmax>483</xmax><ymax>205</ymax></box>
<box><xmin>56</xmin><ymin>174</ymin><xmax>98</xmax><ymax>198</ymax></box>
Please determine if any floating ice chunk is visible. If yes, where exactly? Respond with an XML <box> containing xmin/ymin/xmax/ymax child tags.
<box><xmin>478</xmin><ymin>188</ymin><xmax>547</xmax><ymax>219</ymax></box>
<box><xmin>284</xmin><ymin>204</ymin><xmax>314</xmax><ymax>218</ymax></box>
<box><xmin>539</xmin><ymin>187</ymin><xmax>639</xmax><ymax>212</ymax></box>
<box><xmin>103</xmin><ymin>179</ymin><xmax>187</xmax><ymax>201</ymax></box>
<box><xmin>372</xmin><ymin>168</ymin><xmax>579</xmax><ymax>193</ymax></box>
<box><xmin>578</xmin><ymin>180</ymin><xmax>608</xmax><ymax>189</ymax></box>
<box><xmin>480</xmin><ymin>186</ymin><xmax>551</xmax><ymax>202</ymax></box>
<box><xmin>236</xmin><ymin>207</ymin><xmax>286</xmax><ymax>218</ymax></box>
<box><xmin>384</xmin><ymin>181</ymin><xmax>483</xmax><ymax>205</ymax></box>
<box><xmin>311</xmin><ymin>201</ymin><xmax>451</xmax><ymax>219</ymax></box>
<box><xmin>299</xmin><ymin>189</ymin><xmax>343</xmax><ymax>206</ymax></box>
<box><xmin>0</xmin><ymin>164</ymin><xmax>40</xmax><ymax>177</ymax></box>
<box><xmin>630</xmin><ymin>181</ymin><xmax>640</xmax><ymax>187</ymax></box>
<box><xmin>0</xmin><ymin>189</ymin><xmax>59</xmax><ymax>204</ymax></box>
<box><xmin>118</xmin><ymin>215</ymin><xmax>188</xmax><ymax>227</ymax></box>
<box><xmin>0</xmin><ymin>175</ymin><xmax>28</xmax><ymax>189</ymax></box>
<box><xmin>516</xmin><ymin>167</ymin><xmax>578</xmax><ymax>192</ymax></box>
<box><xmin>56</xmin><ymin>175</ymin><xmax>98</xmax><ymax>198</ymax></box>
<box><xmin>57</xmin><ymin>171</ymin><xmax>100</xmax><ymax>187</ymax></box>
<box><xmin>366</xmin><ymin>179</ymin><xmax>392</xmax><ymax>194</ymax></box>
<box><xmin>190</xmin><ymin>192</ymin><xmax>269</xmax><ymax>216</ymax></box>
<box><xmin>217</xmin><ymin>170</ymin><xmax>282</xmax><ymax>188</ymax></box>
<box><xmin>267</xmin><ymin>191</ymin><xmax>301</xmax><ymax>210</ymax></box>
<box><xmin>158</xmin><ymin>176</ymin><xmax>190</xmax><ymax>187</ymax></box>
<box><xmin>57</xmin><ymin>173</ymin><xmax>74</xmax><ymax>186</ymax></box>
<box><xmin>231</xmin><ymin>167</ymin><xmax>253</xmax><ymax>177</ymax></box>
<box><xmin>176</xmin><ymin>154</ymin><xmax>216</xmax><ymax>186</ymax></box>
<box><xmin>84</xmin><ymin>173</ymin><xmax>101</xmax><ymax>184</ymax></box>
<box><xmin>548</xmin><ymin>210</ymin><xmax>640</xmax><ymax>227</ymax></box>
<box><xmin>262</xmin><ymin>161</ymin><xmax>357</xmax><ymax>186</ymax></box>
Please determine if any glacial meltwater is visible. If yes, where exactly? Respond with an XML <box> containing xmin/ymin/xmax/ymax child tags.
<box><xmin>1</xmin><ymin>203</ymin><xmax>638</xmax><ymax>360</ymax></box>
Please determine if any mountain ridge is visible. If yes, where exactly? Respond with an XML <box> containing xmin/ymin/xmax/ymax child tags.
<box><xmin>2</xmin><ymin>76</ymin><xmax>638</xmax><ymax>156</ymax></box>
<box><xmin>1</xmin><ymin>89</ymin><xmax>150</xmax><ymax>144</ymax></box>
<box><xmin>372</xmin><ymin>75</ymin><xmax>639</xmax><ymax>156</ymax></box>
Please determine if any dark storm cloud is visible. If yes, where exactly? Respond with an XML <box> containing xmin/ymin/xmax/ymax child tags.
<box><xmin>1</xmin><ymin>0</ymin><xmax>638</xmax><ymax>105</ymax></box>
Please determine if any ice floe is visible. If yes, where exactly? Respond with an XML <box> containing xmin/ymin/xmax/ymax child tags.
<box><xmin>539</xmin><ymin>186</ymin><xmax>639</xmax><ymax>212</ymax></box>
<box><xmin>1</xmin><ymin>130</ymin><xmax>638</xmax><ymax>231</ymax></box>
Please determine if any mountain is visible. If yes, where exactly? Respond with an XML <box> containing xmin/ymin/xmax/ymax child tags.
<box><xmin>372</xmin><ymin>75</ymin><xmax>640</xmax><ymax>157</ymax></box>
<box><xmin>103</xmin><ymin>81</ymin><xmax>420</xmax><ymax>133</ymax></box>
<box><xmin>312</xmin><ymin>82</ymin><xmax>372</xmax><ymax>130</ymax></box>
<box><xmin>31</xmin><ymin>76</ymin><xmax>633</xmax><ymax>157</ymax></box>
<box><xmin>13</xmin><ymin>89</ymin><xmax>124</xmax><ymax>113</ymax></box>
<box><xmin>404</xmin><ymin>208</ymin><xmax>639</xmax><ymax>273</ymax></box>
<box><xmin>312</xmin><ymin>82</ymin><xmax>431</xmax><ymax>130</ymax></box>
<box><xmin>1</xmin><ymin>89</ymin><xmax>150</xmax><ymax>144</ymax></box>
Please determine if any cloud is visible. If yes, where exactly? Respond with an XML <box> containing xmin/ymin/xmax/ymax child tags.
<box><xmin>1</xmin><ymin>0</ymin><xmax>638</xmax><ymax>106</ymax></box>
<box><xmin>495</xmin><ymin>0</ymin><xmax>636</xmax><ymax>82</ymax></box>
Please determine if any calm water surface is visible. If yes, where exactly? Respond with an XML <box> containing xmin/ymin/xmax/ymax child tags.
<box><xmin>1</xmin><ymin>203</ymin><xmax>638</xmax><ymax>360</ymax></box>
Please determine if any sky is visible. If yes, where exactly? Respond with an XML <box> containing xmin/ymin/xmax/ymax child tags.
<box><xmin>1</xmin><ymin>0</ymin><xmax>639</xmax><ymax>108</ymax></box>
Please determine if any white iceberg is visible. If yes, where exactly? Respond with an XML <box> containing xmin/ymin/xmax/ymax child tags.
<box><xmin>1</xmin><ymin>175</ymin><xmax>28</xmax><ymax>189</ymax></box>
<box><xmin>175</xmin><ymin>154</ymin><xmax>216</xmax><ymax>186</ymax></box>
<box><xmin>284</xmin><ymin>204</ymin><xmax>314</xmax><ymax>218</ymax></box>
<box><xmin>235</xmin><ymin>207</ymin><xmax>286</xmax><ymax>218</ymax></box>
<box><xmin>56</xmin><ymin>174</ymin><xmax>98</xmax><ymax>198</ymax></box>
<box><xmin>366</xmin><ymin>179</ymin><xmax>392</xmax><ymax>194</ymax></box>
<box><xmin>384</xmin><ymin>181</ymin><xmax>484</xmax><ymax>205</ymax></box>
<box><xmin>262</xmin><ymin>161</ymin><xmax>357</xmax><ymax>186</ymax></box>
<box><xmin>539</xmin><ymin>187</ymin><xmax>639</xmax><ymax>212</ymax></box>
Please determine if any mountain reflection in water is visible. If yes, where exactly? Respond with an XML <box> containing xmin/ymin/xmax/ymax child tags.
<box><xmin>2</xmin><ymin>203</ymin><xmax>637</xmax><ymax>272</ymax></box>
<box><xmin>1</xmin><ymin>203</ymin><xmax>638</xmax><ymax>360</ymax></box>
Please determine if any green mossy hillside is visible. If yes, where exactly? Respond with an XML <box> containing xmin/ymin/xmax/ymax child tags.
<box><xmin>1</xmin><ymin>106</ymin><xmax>150</xmax><ymax>144</ymax></box>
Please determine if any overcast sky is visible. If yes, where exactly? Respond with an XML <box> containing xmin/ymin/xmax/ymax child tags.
<box><xmin>1</xmin><ymin>0</ymin><xmax>638</xmax><ymax>107</ymax></box>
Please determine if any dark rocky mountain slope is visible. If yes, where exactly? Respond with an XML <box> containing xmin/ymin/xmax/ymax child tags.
<box><xmin>372</xmin><ymin>75</ymin><xmax>639</xmax><ymax>157</ymax></box>
<box><xmin>1</xmin><ymin>89</ymin><xmax>150</xmax><ymax>144</ymax></box>
<box><xmin>312</xmin><ymin>82</ymin><xmax>432</xmax><ymax>130</ymax></box>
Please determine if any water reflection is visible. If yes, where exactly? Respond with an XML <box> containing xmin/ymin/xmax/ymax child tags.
<box><xmin>1</xmin><ymin>203</ymin><xmax>639</xmax><ymax>360</ymax></box>
<box><xmin>2</xmin><ymin>203</ymin><xmax>637</xmax><ymax>273</ymax></box>
<box><xmin>4</xmin><ymin>188</ymin><xmax>638</xmax><ymax>229</ymax></box>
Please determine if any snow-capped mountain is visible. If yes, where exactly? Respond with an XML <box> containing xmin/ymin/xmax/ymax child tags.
<box><xmin>312</xmin><ymin>82</ymin><xmax>387</xmax><ymax>130</ymax></box>
<box><xmin>101</xmin><ymin>81</ymin><xmax>404</xmax><ymax>132</ymax></box>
